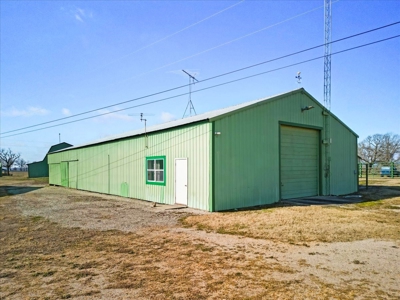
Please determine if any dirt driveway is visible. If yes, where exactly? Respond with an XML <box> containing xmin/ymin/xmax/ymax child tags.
<box><xmin>1</xmin><ymin>175</ymin><xmax>399</xmax><ymax>299</ymax></box>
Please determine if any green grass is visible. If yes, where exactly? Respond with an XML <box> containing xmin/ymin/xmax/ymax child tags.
<box><xmin>31</xmin><ymin>216</ymin><xmax>44</xmax><ymax>222</ymax></box>
<box><xmin>356</xmin><ymin>200</ymin><xmax>384</xmax><ymax>208</ymax></box>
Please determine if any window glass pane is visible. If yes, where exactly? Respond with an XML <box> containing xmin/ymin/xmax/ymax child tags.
<box><xmin>156</xmin><ymin>171</ymin><xmax>164</xmax><ymax>182</ymax></box>
<box><xmin>147</xmin><ymin>160</ymin><xmax>154</xmax><ymax>170</ymax></box>
<box><xmin>146</xmin><ymin>157</ymin><xmax>165</xmax><ymax>184</ymax></box>
<box><xmin>155</xmin><ymin>159</ymin><xmax>164</xmax><ymax>170</ymax></box>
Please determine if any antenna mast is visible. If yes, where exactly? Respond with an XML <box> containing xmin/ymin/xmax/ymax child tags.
<box><xmin>140</xmin><ymin>113</ymin><xmax>148</xmax><ymax>148</ymax></box>
<box><xmin>295</xmin><ymin>71</ymin><xmax>302</xmax><ymax>84</ymax></box>
<box><xmin>140</xmin><ymin>113</ymin><xmax>147</xmax><ymax>135</ymax></box>
<box><xmin>323</xmin><ymin>0</ymin><xmax>332</xmax><ymax>195</ymax></box>
<box><xmin>182</xmin><ymin>70</ymin><xmax>198</xmax><ymax>118</ymax></box>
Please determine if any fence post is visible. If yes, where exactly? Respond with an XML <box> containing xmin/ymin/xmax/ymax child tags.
<box><xmin>366</xmin><ymin>164</ymin><xmax>368</xmax><ymax>190</ymax></box>
<box><xmin>390</xmin><ymin>162</ymin><xmax>394</xmax><ymax>179</ymax></box>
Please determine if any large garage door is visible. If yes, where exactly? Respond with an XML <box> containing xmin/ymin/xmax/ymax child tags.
<box><xmin>280</xmin><ymin>125</ymin><xmax>319</xmax><ymax>199</ymax></box>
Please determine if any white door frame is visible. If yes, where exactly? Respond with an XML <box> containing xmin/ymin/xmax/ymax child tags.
<box><xmin>175</xmin><ymin>158</ymin><xmax>188</xmax><ymax>206</ymax></box>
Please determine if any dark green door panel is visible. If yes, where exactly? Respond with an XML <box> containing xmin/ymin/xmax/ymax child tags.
<box><xmin>60</xmin><ymin>162</ymin><xmax>69</xmax><ymax>187</ymax></box>
<box><xmin>280</xmin><ymin>125</ymin><xmax>319</xmax><ymax>199</ymax></box>
<box><xmin>69</xmin><ymin>161</ymin><xmax>78</xmax><ymax>189</ymax></box>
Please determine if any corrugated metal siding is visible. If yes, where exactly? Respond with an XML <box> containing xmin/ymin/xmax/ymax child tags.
<box><xmin>48</xmin><ymin>123</ymin><xmax>211</xmax><ymax>211</ymax></box>
<box><xmin>213</xmin><ymin>91</ymin><xmax>357</xmax><ymax>210</ymax></box>
<box><xmin>213</xmin><ymin>92</ymin><xmax>325</xmax><ymax>211</ymax></box>
<box><xmin>60</xmin><ymin>162</ymin><xmax>69</xmax><ymax>187</ymax></box>
<box><xmin>28</xmin><ymin>159</ymin><xmax>49</xmax><ymax>178</ymax></box>
<box><xmin>69</xmin><ymin>161</ymin><xmax>78</xmax><ymax>189</ymax></box>
<box><xmin>49</xmin><ymin>163</ymin><xmax>61</xmax><ymax>185</ymax></box>
<box><xmin>329</xmin><ymin>116</ymin><xmax>358</xmax><ymax>195</ymax></box>
<box><xmin>55</xmin><ymin>90</ymin><xmax>304</xmax><ymax>153</ymax></box>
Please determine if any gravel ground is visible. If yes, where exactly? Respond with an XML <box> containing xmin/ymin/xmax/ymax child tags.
<box><xmin>1</xmin><ymin>178</ymin><xmax>399</xmax><ymax>299</ymax></box>
<box><xmin>14</xmin><ymin>185</ymin><xmax>207</xmax><ymax>232</ymax></box>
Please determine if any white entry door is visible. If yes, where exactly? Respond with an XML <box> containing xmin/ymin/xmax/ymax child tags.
<box><xmin>175</xmin><ymin>158</ymin><xmax>188</xmax><ymax>205</ymax></box>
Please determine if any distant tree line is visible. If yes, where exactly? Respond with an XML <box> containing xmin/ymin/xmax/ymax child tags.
<box><xmin>358</xmin><ymin>133</ymin><xmax>400</xmax><ymax>166</ymax></box>
<box><xmin>0</xmin><ymin>148</ymin><xmax>28</xmax><ymax>175</ymax></box>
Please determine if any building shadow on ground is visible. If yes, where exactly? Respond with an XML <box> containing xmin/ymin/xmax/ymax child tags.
<box><xmin>221</xmin><ymin>185</ymin><xmax>400</xmax><ymax>212</ymax></box>
<box><xmin>0</xmin><ymin>186</ymin><xmax>43</xmax><ymax>197</ymax></box>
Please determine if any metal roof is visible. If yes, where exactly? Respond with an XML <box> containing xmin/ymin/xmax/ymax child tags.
<box><xmin>57</xmin><ymin>89</ymin><xmax>303</xmax><ymax>152</ymax></box>
<box><xmin>28</xmin><ymin>142</ymin><xmax>74</xmax><ymax>163</ymax></box>
<box><xmin>53</xmin><ymin>87</ymin><xmax>356</xmax><ymax>152</ymax></box>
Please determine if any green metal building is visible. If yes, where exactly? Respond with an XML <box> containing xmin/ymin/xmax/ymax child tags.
<box><xmin>48</xmin><ymin>89</ymin><xmax>358</xmax><ymax>211</ymax></box>
<box><xmin>28</xmin><ymin>142</ymin><xmax>73</xmax><ymax>178</ymax></box>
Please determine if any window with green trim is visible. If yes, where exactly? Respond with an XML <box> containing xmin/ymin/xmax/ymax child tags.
<box><xmin>146</xmin><ymin>156</ymin><xmax>166</xmax><ymax>185</ymax></box>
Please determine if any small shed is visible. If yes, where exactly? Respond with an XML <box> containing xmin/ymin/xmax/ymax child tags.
<box><xmin>28</xmin><ymin>142</ymin><xmax>73</xmax><ymax>178</ymax></box>
<box><xmin>48</xmin><ymin>88</ymin><xmax>358</xmax><ymax>211</ymax></box>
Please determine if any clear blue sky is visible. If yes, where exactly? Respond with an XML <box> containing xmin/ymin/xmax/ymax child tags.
<box><xmin>1</xmin><ymin>0</ymin><xmax>399</xmax><ymax>163</ymax></box>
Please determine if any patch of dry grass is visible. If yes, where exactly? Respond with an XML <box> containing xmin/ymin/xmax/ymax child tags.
<box><xmin>183</xmin><ymin>184</ymin><xmax>400</xmax><ymax>244</ymax></box>
<box><xmin>0</xmin><ymin>172</ymin><xmax>48</xmax><ymax>185</ymax></box>
<box><xmin>360</xmin><ymin>177</ymin><xmax>400</xmax><ymax>191</ymax></box>
<box><xmin>2</xmin><ymin>194</ymin><xmax>391</xmax><ymax>299</ymax></box>
<box><xmin>183</xmin><ymin>205</ymin><xmax>400</xmax><ymax>244</ymax></box>
<box><xmin>1</xmin><ymin>176</ymin><xmax>399</xmax><ymax>299</ymax></box>
<box><xmin>0</xmin><ymin>200</ymin><xmax>297</xmax><ymax>299</ymax></box>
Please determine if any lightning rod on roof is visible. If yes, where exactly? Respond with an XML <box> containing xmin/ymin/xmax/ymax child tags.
<box><xmin>182</xmin><ymin>70</ymin><xmax>198</xmax><ymax>118</ymax></box>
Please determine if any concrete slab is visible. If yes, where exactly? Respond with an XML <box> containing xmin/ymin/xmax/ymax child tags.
<box><xmin>151</xmin><ymin>203</ymin><xmax>187</xmax><ymax>210</ymax></box>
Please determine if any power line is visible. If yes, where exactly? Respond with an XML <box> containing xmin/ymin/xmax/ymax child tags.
<box><xmin>2</xmin><ymin>34</ymin><xmax>399</xmax><ymax>139</ymax></box>
<box><xmin>91</xmin><ymin>1</ymin><xmax>245</xmax><ymax>73</ymax></box>
<box><xmin>2</xmin><ymin>21</ymin><xmax>399</xmax><ymax>137</ymax></box>
<box><xmin>1</xmin><ymin>2</ymin><xmax>245</xmax><ymax>149</ymax></box>
<box><xmin>1</xmin><ymin>1</ymin><xmax>335</xmax><ymax>137</ymax></box>
<box><xmin>117</xmin><ymin>1</ymin><xmax>333</xmax><ymax>84</ymax></box>
<box><xmin>3</xmin><ymin>34</ymin><xmax>400</xmax><ymax>138</ymax></box>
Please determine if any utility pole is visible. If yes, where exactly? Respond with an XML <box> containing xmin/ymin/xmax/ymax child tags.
<box><xmin>182</xmin><ymin>70</ymin><xmax>198</xmax><ymax>118</ymax></box>
<box><xmin>323</xmin><ymin>0</ymin><xmax>332</xmax><ymax>195</ymax></box>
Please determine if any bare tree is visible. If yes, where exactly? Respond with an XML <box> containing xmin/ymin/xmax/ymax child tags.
<box><xmin>358</xmin><ymin>133</ymin><xmax>400</xmax><ymax>166</ymax></box>
<box><xmin>381</xmin><ymin>133</ymin><xmax>400</xmax><ymax>163</ymax></box>
<box><xmin>0</xmin><ymin>148</ymin><xmax>21</xmax><ymax>175</ymax></box>
<box><xmin>16</xmin><ymin>158</ymin><xmax>27</xmax><ymax>171</ymax></box>
<box><xmin>358</xmin><ymin>135</ymin><xmax>381</xmax><ymax>167</ymax></box>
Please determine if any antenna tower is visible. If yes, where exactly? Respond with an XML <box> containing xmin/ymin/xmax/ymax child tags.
<box><xmin>324</xmin><ymin>0</ymin><xmax>332</xmax><ymax>110</ymax></box>
<box><xmin>182</xmin><ymin>70</ymin><xmax>198</xmax><ymax>118</ymax></box>
<box><xmin>323</xmin><ymin>0</ymin><xmax>332</xmax><ymax>195</ymax></box>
